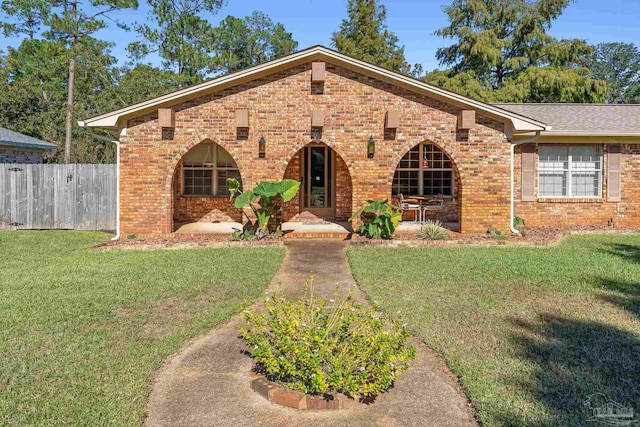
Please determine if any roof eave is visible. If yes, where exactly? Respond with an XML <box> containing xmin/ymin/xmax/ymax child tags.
<box><xmin>0</xmin><ymin>140</ymin><xmax>58</xmax><ymax>150</ymax></box>
<box><xmin>79</xmin><ymin>46</ymin><xmax>549</xmax><ymax>132</ymax></box>
<box><xmin>542</xmin><ymin>131</ymin><xmax>640</xmax><ymax>137</ymax></box>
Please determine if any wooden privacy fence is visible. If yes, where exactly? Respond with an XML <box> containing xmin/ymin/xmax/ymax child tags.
<box><xmin>0</xmin><ymin>164</ymin><xmax>116</xmax><ymax>231</ymax></box>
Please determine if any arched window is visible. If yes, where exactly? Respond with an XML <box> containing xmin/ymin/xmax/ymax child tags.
<box><xmin>182</xmin><ymin>142</ymin><xmax>240</xmax><ymax>196</ymax></box>
<box><xmin>392</xmin><ymin>143</ymin><xmax>454</xmax><ymax>197</ymax></box>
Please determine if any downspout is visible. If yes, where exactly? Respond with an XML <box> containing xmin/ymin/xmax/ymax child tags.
<box><xmin>510</xmin><ymin>131</ymin><xmax>541</xmax><ymax>235</ymax></box>
<box><xmin>79</xmin><ymin>124</ymin><xmax>121</xmax><ymax>241</ymax></box>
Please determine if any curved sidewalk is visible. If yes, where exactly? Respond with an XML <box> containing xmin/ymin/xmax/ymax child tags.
<box><xmin>145</xmin><ymin>240</ymin><xmax>478</xmax><ymax>427</ymax></box>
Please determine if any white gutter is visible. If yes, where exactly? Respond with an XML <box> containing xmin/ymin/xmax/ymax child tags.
<box><xmin>510</xmin><ymin>131</ymin><xmax>541</xmax><ymax>234</ymax></box>
<box><xmin>82</xmin><ymin>130</ymin><xmax>120</xmax><ymax>241</ymax></box>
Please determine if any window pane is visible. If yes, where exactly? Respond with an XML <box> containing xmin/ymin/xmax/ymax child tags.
<box><xmin>539</xmin><ymin>146</ymin><xmax>568</xmax><ymax>171</ymax></box>
<box><xmin>217</xmin><ymin>169</ymin><xmax>240</xmax><ymax>196</ymax></box>
<box><xmin>392</xmin><ymin>170</ymin><xmax>419</xmax><ymax>196</ymax></box>
<box><xmin>216</xmin><ymin>146</ymin><xmax>237</xmax><ymax>168</ymax></box>
<box><xmin>423</xmin><ymin>170</ymin><xmax>453</xmax><ymax>196</ymax></box>
<box><xmin>183</xmin><ymin>143</ymin><xmax>215</xmax><ymax>167</ymax></box>
<box><xmin>572</xmin><ymin>171</ymin><xmax>600</xmax><ymax>197</ymax></box>
<box><xmin>539</xmin><ymin>171</ymin><xmax>567</xmax><ymax>197</ymax></box>
<box><xmin>184</xmin><ymin>169</ymin><xmax>213</xmax><ymax>195</ymax></box>
<box><xmin>399</xmin><ymin>147</ymin><xmax>420</xmax><ymax>169</ymax></box>
<box><xmin>571</xmin><ymin>146</ymin><xmax>601</xmax><ymax>171</ymax></box>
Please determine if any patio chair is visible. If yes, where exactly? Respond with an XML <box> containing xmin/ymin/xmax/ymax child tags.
<box><xmin>399</xmin><ymin>193</ymin><xmax>422</xmax><ymax>223</ymax></box>
<box><xmin>422</xmin><ymin>195</ymin><xmax>444</xmax><ymax>218</ymax></box>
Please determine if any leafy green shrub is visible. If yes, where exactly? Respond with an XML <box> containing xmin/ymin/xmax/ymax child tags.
<box><xmin>349</xmin><ymin>200</ymin><xmax>402</xmax><ymax>240</ymax></box>
<box><xmin>230</xmin><ymin>229</ymin><xmax>255</xmax><ymax>241</ymax></box>
<box><xmin>241</xmin><ymin>281</ymin><xmax>416</xmax><ymax>399</ymax></box>
<box><xmin>417</xmin><ymin>220</ymin><xmax>449</xmax><ymax>241</ymax></box>
<box><xmin>487</xmin><ymin>227</ymin><xmax>508</xmax><ymax>240</ymax></box>
<box><xmin>228</xmin><ymin>179</ymin><xmax>300</xmax><ymax>239</ymax></box>
<box><xmin>513</xmin><ymin>216</ymin><xmax>529</xmax><ymax>235</ymax></box>
<box><xmin>231</xmin><ymin>229</ymin><xmax>283</xmax><ymax>241</ymax></box>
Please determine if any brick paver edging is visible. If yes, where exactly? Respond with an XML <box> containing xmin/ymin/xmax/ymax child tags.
<box><xmin>250</xmin><ymin>374</ymin><xmax>354</xmax><ymax>410</ymax></box>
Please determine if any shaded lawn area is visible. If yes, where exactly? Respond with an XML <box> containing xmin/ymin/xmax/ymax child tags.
<box><xmin>0</xmin><ymin>231</ymin><xmax>284</xmax><ymax>426</ymax></box>
<box><xmin>348</xmin><ymin>235</ymin><xmax>640</xmax><ymax>427</ymax></box>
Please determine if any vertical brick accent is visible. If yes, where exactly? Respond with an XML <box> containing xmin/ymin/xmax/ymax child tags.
<box><xmin>334</xmin><ymin>154</ymin><xmax>353</xmax><ymax>221</ymax></box>
<box><xmin>282</xmin><ymin>152</ymin><xmax>301</xmax><ymax>221</ymax></box>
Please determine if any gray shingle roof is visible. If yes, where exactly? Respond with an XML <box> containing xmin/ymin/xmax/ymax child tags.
<box><xmin>0</xmin><ymin>128</ymin><xmax>58</xmax><ymax>150</ymax></box>
<box><xmin>494</xmin><ymin>104</ymin><xmax>640</xmax><ymax>135</ymax></box>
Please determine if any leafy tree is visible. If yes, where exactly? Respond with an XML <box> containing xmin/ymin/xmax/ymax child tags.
<box><xmin>0</xmin><ymin>37</ymin><xmax>121</xmax><ymax>163</ymax></box>
<box><xmin>332</xmin><ymin>0</ymin><xmax>414</xmax><ymax>74</ymax></box>
<box><xmin>128</xmin><ymin>0</ymin><xmax>224</xmax><ymax>86</ymax></box>
<box><xmin>0</xmin><ymin>0</ymin><xmax>48</xmax><ymax>39</ymax></box>
<box><xmin>588</xmin><ymin>42</ymin><xmax>640</xmax><ymax>104</ymax></box>
<box><xmin>427</xmin><ymin>0</ymin><xmax>608</xmax><ymax>103</ymax></box>
<box><xmin>211</xmin><ymin>11</ymin><xmax>298</xmax><ymax>74</ymax></box>
<box><xmin>1</xmin><ymin>0</ymin><xmax>138</xmax><ymax>163</ymax></box>
<box><xmin>101</xmin><ymin>65</ymin><xmax>183</xmax><ymax>110</ymax></box>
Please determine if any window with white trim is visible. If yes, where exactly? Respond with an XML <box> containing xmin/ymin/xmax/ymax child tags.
<box><xmin>392</xmin><ymin>143</ymin><xmax>454</xmax><ymax>197</ymax></box>
<box><xmin>182</xmin><ymin>142</ymin><xmax>241</xmax><ymax>196</ymax></box>
<box><xmin>538</xmin><ymin>145</ymin><xmax>602</xmax><ymax>198</ymax></box>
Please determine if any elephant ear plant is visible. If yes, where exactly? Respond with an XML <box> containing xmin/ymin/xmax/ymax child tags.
<box><xmin>228</xmin><ymin>178</ymin><xmax>300</xmax><ymax>239</ymax></box>
<box><xmin>350</xmin><ymin>200</ymin><xmax>402</xmax><ymax>239</ymax></box>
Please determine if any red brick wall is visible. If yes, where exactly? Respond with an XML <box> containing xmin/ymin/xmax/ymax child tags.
<box><xmin>514</xmin><ymin>144</ymin><xmax>640</xmax><ymax>228</ymax></box>
<box><xmin>334</xmin><ymin>154</ymin><xmax>353</xmax><ymax>221</ymax></box>
<box><xmin>282</xmin><ymin>153</ymin><xmax>300</xmax><ymax>221</ymax></box>
<box><xmin>120</xmin><ymin>61</ymin><xmax>512</xmax><ymax>236</ymax></box>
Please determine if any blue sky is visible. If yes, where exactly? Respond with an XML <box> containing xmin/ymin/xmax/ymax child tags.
<box><xmin>2</xmin><ymin>0</ymin><xmax>639</xmax><ymax>72</ymax></box>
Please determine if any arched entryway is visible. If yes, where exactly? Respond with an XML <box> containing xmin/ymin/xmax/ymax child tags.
<box><xmin>170</xmin><ymin>140</ymin><xmax>244</xmax><ymax>232</ymax></box>
<box><xmin>282</xmin><ymin>142</ymin><xmax>353</xmax><ymax>223</ymax></box>
<box><xmin>391</xmin><ymin>141</ymin><xmax>461</xmax><ymax>230</ymax></box>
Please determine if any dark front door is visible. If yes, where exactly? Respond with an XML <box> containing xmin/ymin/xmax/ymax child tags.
<box><xmin>301</xmin><ymin>144</ymin><xmax>334</xmax><ymax>219</ymax></box>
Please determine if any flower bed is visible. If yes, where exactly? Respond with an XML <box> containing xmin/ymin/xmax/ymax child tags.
<box><xmin>95</xmin><ymin>233</ymin><xmax>283</xmax><ymax>251</ymax></box>
<box><xmin>250</xmin><ymin>374</ymin><xmax>358</xmax><ymax>410</ymax></box>
<box><xmin>351</xmin><ymin>225</ymin><xmax>640</xmax><ymax>247</ymax></box>
<box><xmin>241</xmin><ymin>281</ymin><xmax>416</xmax><ymax>405</ymax></box>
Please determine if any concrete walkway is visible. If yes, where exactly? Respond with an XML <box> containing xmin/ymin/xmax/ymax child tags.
<box><xmin>145</xmin><ymin>240</ymin><xmax>478</xmax><ymax>427</ymax></box>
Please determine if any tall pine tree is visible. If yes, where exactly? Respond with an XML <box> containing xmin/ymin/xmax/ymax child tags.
<box><xmin>1</xmin><ymin>0</ymin><xmax>138</xmax><ymax>163</ymax></box>
<box><xmin>211</xmin><ymin>11</ymin><xmax>298</xmax><ymax>74</ymax></box>
<box><xmin>128</xmin><ymin>0</ymin><xmax>224</xmax><ymax>86</ymax></box>
<box><xmin>588</xmin><ymin>42</ymin><xmax>640</xmax><ymax>104</ymax></box>
<box><xmin>331</xmin><ymin>0</ymin><xmax>413</xmax><ymax>74</ymax></box>
<box><xmin>427</xmin><ymin>0</ymin><xmax>608</xmax><ymax>103</ymax></box>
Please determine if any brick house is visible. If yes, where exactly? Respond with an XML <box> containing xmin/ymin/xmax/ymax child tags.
<box><xmin>0</xmin><ymin>128</ymin><xmax>57</xmax><ymax>164</ymax></box>
<box><xmin>79</xmin><ymin>46</ymin><xmax>640</xmax><ymax>237</ymax></box>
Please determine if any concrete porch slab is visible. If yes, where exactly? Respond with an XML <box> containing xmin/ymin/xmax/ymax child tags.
<box><xmin>174</xmin><ymin>222</ymin><xmax>243</xmax><ymax>234</ymax></box>
<box><xmin>282</xmin><ymin>221</ymin><xmax>353</xmax><ymax>234</ymax></box>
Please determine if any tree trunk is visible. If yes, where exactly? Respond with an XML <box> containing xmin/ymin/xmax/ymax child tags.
<box><xmin>64</xmin><ymin>55</ymin><xmax>76</xmax><ymax>164</ymax></box>
<box><xmin>64</xmin><ymin>0</ymin><xmax>78</xmax><ymax>164</ymax></box>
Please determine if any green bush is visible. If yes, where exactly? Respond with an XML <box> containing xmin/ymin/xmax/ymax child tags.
<box><xmin>230</xmin><ymin>229</ymin><xmax>255</xmax><ymax>241</ymax></box>
<box><xmin>241</xmin><ymin>281</ymin><xmax>416</xmax><ymax>399</ymax></box>
<box><xmin>349</xmin><ymin>200</ymin><xmax>402</xmax><ymax>240</ymax></box>
<box><xmin>228</xmin><ymin>178</ymin><xmax>300</xmax><ymax>239</ymax></box>
<box><xmin>487</xmin><ymin>227</ymin><xmax>508</xmax><ymax>240</ymax></box>
<box><xmin>417</xmin><ymin>220</ymin><xmax>449</xmax><ymax>241</ymax></box>
<box><xmin>513</xmin><ymin>216</ymin><xmax>529</xmax><ymax>235</ymax></box>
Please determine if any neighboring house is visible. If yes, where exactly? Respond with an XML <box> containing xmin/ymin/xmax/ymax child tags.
<box><xmin>79</xmin><ymin>46</ymin><xmax>640</xmax><ymax>237</ymax></box>
<box><xmin>0</xmin><ymin>128</ymin><xmax>58</xmax><ymax>164</ymax></box>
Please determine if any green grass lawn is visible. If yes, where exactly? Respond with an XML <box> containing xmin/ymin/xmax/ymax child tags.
<box><xmin>0</xmin><ymin>231</ymin><xmax>284</xmax><ymax>427</ymax></box>
<box><xmin>348</xmin><ymin>235</ymin><xmax>640</xmax><ymax>427</ymax></box>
